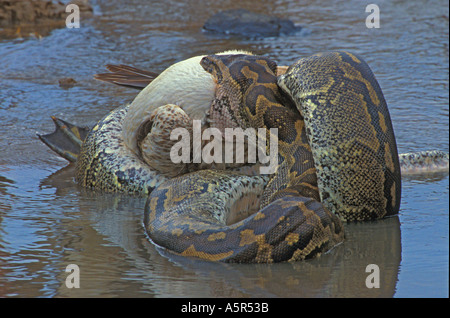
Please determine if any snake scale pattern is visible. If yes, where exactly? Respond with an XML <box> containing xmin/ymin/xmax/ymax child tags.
<box><xmin>39</xmin><ymin>51</ymin><xmax>449</xmax><ymax>263</ymax></box>
<box><xmin>277</xmin><ymin>51</ymin><xmax>401</xmax><ymax>221</ymax></box>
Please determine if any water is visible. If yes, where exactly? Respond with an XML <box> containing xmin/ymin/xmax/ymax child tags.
<box><xmin>0</xmin><ymin>0</ymin><xmax>448</xmax><ymax>298</ymax></box>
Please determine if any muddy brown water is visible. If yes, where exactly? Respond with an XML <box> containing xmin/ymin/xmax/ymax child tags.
<box><xmin>0</xmin><ymin>0</ymin><xmax>448</xmax><ymax>297</ymax></box>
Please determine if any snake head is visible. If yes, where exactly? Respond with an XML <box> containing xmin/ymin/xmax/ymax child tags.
<box><xmin>200</xmin><ymin>54</ymin><xmax>278</xmax><ymax>133</ymax></box>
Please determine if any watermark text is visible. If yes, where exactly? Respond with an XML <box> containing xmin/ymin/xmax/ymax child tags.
<box><xmin>65</xmin><ymin>264</ymin><xmax>80</xmax><ymax>288</ymax></box>
<box><xmin>66</xmin><ymin>4</ymin><xmax>80</xmax><ymax>28</ymax></box>
<box><xmin>170</xmin><ymin>120</ymin><xmax>278</xmax><ymax>174</ymax></box>
<box><xmin>366</xmin><ymin>4</ymin><xmax>380</xmax><ymax>28</ymax></box>
<box><xmin>365</xmin><ymin>264</ymin><xmax>380</xmax><ymax>288</ymax></box>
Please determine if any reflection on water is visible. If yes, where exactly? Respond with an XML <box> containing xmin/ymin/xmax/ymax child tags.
<box><xmin>0</xmin><ymin>0</ymin><xmax>448</xmax><ymax>297</ymax></box>
<box><xmin>1</xmin><ymin>167</ymin><xmax>403</xmax><ymax>297</ymax></box>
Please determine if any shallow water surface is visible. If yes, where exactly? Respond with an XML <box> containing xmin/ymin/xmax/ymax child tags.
<box><xmin>0</xmin><ymin>0</ymin><xmax>448</xmax><ymax>297</ymax></box>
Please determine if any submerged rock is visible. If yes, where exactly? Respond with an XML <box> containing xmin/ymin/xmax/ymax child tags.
<box><xmin>59</xmin><ymin>77</ymin><xmax>77</xmax><ymax>88</ymax></box>
<box><xmin>203</xmin><ymin>9</ymin><xmax>301</xmax><ymax>38</ymax></box>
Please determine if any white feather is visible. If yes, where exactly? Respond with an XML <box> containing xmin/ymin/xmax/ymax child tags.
<box><xmin>122</xmin><ymin>50</ymin><xmax>253</xmax><ymax>154</ymax></box>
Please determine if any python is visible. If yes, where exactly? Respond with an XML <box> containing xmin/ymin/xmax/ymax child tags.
<box><xmin>38</xmin><ymin>52</ymin><xmax>448</xmax><ymax>263</ymax></box>
<box><xmin>169</xmin><ymin>119</ymin><xmax>279</xmax><ymax>174</ymax></box>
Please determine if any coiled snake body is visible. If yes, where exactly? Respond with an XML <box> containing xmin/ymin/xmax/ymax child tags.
<box><xmin>145</xmin><ymin>51</ymin><xmax>400</xmax><ymax>263</ymax></box>
<box><xmin>39</xmin><ymin>51</ymin><xmax>448</xmax><ymax>263</ymax></box>
<box><xmin>277</xmin><ymin>52</ymin><xmax>401</xmax><ymax>221</ymax></box>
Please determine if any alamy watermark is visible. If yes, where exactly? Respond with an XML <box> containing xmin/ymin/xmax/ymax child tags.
<box><xmin>65</xmin><ymin>264</ymin><xmax>80</xmax><ymax>288</ymax></box>
<box><xmin>66</xmin><ymin>4</ymin><xmax>80</xmax><ymax>29</ymax></box>
<box><xmin>365</xmin><ymin>264</ymin><xmax>380</xmax><ymax>288</ymax></box>
<box><xmin>366</xmin><ymin>4</ymin><xmax>380</xmax><ymax>28</ymax></box>
<box><xmin>66</xmin><ymin>4</ymin><xmax>381</xmax><ymax>30</ymax></box>
<box><xmin>169</xmin><ymin>120</ymin><xmax>279</xmax><ymax>174</ymax></box>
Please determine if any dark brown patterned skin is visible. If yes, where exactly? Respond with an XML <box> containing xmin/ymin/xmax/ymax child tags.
<box><xmin>75</xmin><ymin>105</ymin><xmax>168</xmax><ymax>195</ymax></box>
<box><xmin>39</xmin><ymin>52</ymin><xmax>448</xmax><ymax>263</ymax></box>
<box><xmin>144</xmin><ymin>54</ymin><xmax>345</xmax><ymax>263</ymax></box>
<box><xmin>145</xmin><ymin>170</ymin><xmax>343</xmax><ymax>263</ymax></box>
<box><xmin>278</xmin><ymin>52</ymin><xmax>401</xmax><ymax>221</ymax></box>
